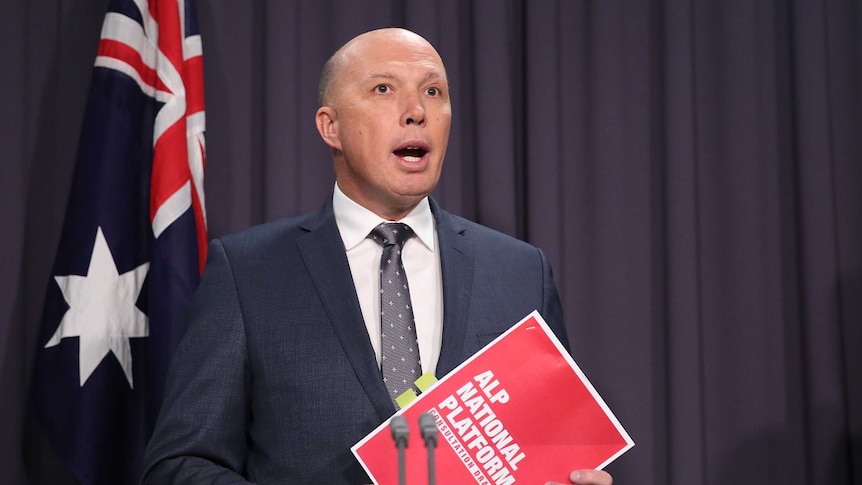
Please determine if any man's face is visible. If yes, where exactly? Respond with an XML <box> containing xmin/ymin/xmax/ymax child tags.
<box><xmin>317</xmin><ymin>30</ymin><xmax>452</xmax><ymax>220</ymax></box>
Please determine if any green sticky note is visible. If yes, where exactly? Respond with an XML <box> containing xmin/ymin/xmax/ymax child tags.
<box><xmin>414</xmin><ymin>372</ymin><xmax>437</xmax><ymax>392</ymax></box>
<box><xmin>395</xmin><ymin>389</ymin><xmax>418</xmax><ymax>409</ymax></box>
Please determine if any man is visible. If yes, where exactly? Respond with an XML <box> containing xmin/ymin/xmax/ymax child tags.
<box><xmin>142</xmin><ymin>28</ymin><xmax>613</xmax><ymax>485</ymax></box>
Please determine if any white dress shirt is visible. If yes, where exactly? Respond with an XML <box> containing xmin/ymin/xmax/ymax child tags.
<box><xmin>332</xmin><ymin>183</ymin><xmax>444</xmax><ymax>375</ymax></box>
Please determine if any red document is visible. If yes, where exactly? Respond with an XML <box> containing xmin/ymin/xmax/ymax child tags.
<box><xmin>352</xmin><ymin>311</ymin><xmax>634</xmax><ymax>485</ymax></box>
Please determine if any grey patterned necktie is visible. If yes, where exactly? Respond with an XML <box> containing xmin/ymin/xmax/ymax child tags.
<box><xmin>369</xmin><ymin>222</ymin><xmax>422</xmax><ymax>406</ymax></box>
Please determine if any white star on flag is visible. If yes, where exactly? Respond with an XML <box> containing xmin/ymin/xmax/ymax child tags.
<box><xmin>45</xmin><ymin>226</ymin><xmax>149</xmax><ymax>388</ymax></box>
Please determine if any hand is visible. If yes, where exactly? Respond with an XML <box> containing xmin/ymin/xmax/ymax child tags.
<box><xmin>545</xmin><ymin>469</ymin><xmax>613</xmax><ymax>485</ymax></box>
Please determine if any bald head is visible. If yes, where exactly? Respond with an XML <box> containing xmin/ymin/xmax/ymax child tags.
<box><xmin>318</xmin><ymin>28</ymin><xmax>446</xmax><ymax>106</ymax></box>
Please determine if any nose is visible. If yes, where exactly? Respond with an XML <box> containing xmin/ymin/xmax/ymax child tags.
<box><xmin>401</xmin><ymin>92</ymin><xmax>426</xmax><ymax>126</ymax></box>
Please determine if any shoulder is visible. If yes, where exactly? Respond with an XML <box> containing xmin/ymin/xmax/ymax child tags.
<box><xmin>433</xmin><ymin>203</ymin><xmax>543</xmax><ymax>257</ymax></box>
<box><xmin>213</xmin><ymin>206</ymin><xmax>330</xmax><ymax>257</ymax></box>
<box><xmin>218</xmin><ymin>213</ymin><xmax>311</xmax><ymax>246</ymax></box>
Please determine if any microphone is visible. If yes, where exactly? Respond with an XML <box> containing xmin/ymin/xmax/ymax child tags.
<box><xmin>389</xmin><ymin>415</ymin><xmax>409</xmax><ymax>485</ymax></box>
<box><xmin>419</xmin><ymin>413</ymin><xmax>438</xmax><ymax>485</ymax></box>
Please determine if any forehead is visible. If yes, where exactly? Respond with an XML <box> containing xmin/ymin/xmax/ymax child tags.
<box><xmin>340</xmin><ymin>34</ymin><xmax>447</xmax><ymax>83</ymax></box>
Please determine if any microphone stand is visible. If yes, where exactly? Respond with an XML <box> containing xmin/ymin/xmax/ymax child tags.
<box><xmin>419</xmin><ymin>413</ymin><xmax>438</xmax><ymax>485</ymax></box>
<box><xmin>389</xmin><ymin>415</ymin><xmax>409</xmax><ymax>485</ymax></box>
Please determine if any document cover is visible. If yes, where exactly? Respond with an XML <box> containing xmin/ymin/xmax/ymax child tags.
<box><xmin>352</xmin><ymin>311</ymin><xmax>634</xmax><ymax>485</ymax></box>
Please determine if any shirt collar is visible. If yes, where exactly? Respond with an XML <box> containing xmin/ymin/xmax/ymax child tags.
<box><xmin>332</xmin><ymin>183</ymin><xmax>436</xmax><ymax>252</ymax></box>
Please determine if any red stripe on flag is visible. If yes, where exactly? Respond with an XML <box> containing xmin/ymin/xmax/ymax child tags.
<box><xmin>98</xmin><ymin>39</ymin><xmax>171</xmax><ymax>94</ymax></box>
<box><xmin>184</xmin><ymin>56</ymin><xmax>205</xmax><ymax>115</ymax></box>
<box><xmin>190</xmin><ymin>165</ymin><xmax>207</xmax><ymax>274</ymax></box>
<box><xmin>153</xmin><ymin>0</ymin><xmax>184</xmax><ymax>79</ymax></box>
<box><xmin>150</xmin><ymin>119</ymin><xmax>190</xmax><ymax>221</ymax></box>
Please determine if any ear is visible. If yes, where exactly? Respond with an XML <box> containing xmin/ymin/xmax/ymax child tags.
<box><xmin>315</xmin><ymin>106</ymin><xmax>342</xmax><ymax>151</ymax></box>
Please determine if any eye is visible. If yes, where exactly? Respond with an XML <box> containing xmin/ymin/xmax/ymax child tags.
<box><xmin>426</xmin><ymin>87</ymin><xmax>440</xmax><ymax>96</ymax></box>
<box><xmin>374</xmin><ymin>85</ymin><xmax>390</xmax><ymax>94</ymax></box>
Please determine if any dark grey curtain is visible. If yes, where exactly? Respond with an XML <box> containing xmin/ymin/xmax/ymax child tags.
<box><xmin>3</xmin><ymin>1</ymin><xmax>860</xmax><ymax>484</ymax></box>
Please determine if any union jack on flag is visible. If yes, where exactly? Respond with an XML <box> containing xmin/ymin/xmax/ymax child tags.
<box><xmin>32</xmin><ymin>0</ymin><xmax>207</xmax><ymax>483</ymax></box>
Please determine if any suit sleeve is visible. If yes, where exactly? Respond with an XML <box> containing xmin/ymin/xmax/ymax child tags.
<box><xmin>141</xmin><ymin>239</ymin><xmax>253</xmax><ymax>484</ymax></box>
<box><xmin>538</xmin><ymin>247</ymin><xmax>571</xmax><ymax>352</ymax></box>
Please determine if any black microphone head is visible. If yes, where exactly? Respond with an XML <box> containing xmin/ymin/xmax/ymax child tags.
<box><xmin>418</xmin><ymin>413</ymin><xmax>438</xmax><ymax>446</ymax></box>
<box><xmin>390</xmin><ymin>415</ymin><xmax>409</xmax><ymax>446</ymax></box>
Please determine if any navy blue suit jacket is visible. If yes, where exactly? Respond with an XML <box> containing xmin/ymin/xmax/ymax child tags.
<box><xmin>142</xmin><ymin>197</ymin><xmax>568</xmax><ymax>484</ymax></box>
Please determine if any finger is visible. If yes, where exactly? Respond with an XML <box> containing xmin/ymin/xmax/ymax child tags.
<box><xmin>570</xmin><ymin>469</ymin><xmax>613</xmax><ymax>485</ymax></box>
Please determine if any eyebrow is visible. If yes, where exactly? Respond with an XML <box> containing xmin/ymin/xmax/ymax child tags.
<box><xmin>361</xmin><ymin>71</ymin><xmax>447</xmax><ymax>85</ymax></box>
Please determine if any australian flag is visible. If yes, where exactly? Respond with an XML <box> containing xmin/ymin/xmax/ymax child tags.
<box><xmin>32</xmin><ymin>0</ymin><xmax>207</xmax><ymax>483</ymax></box>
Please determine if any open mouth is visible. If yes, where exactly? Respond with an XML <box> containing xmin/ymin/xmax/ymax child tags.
<box><xmin>393</xmin><ymin>147</ymin><xmax>428</xmax><ymax>162</ymax></box>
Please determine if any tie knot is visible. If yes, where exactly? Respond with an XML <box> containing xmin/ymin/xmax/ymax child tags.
<box><xmin>369</xmin><ymin>222</ymin><xmax>414</xmax><ymax>248</ymax></box>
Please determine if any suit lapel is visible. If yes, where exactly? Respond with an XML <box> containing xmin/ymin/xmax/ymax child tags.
<box><xmin>293</xmin><ymin>198</ymin><xmax>475</xmax><ymax>413</ymax></box>
<box><xmin>431</xmin><ymin>200</ymin><xmax>475</xmax><ymax>377</ymax></box>
<box><xmin>297</xmin><ymin>202</ymin><xmax>395</xmax><ymax>420</ymax></box>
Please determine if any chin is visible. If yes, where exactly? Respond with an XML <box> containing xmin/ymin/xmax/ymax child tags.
<box><xmin>394</xmin><ymin>183</ymin><xmax>436</xmax><ymax>200</ymax></box>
